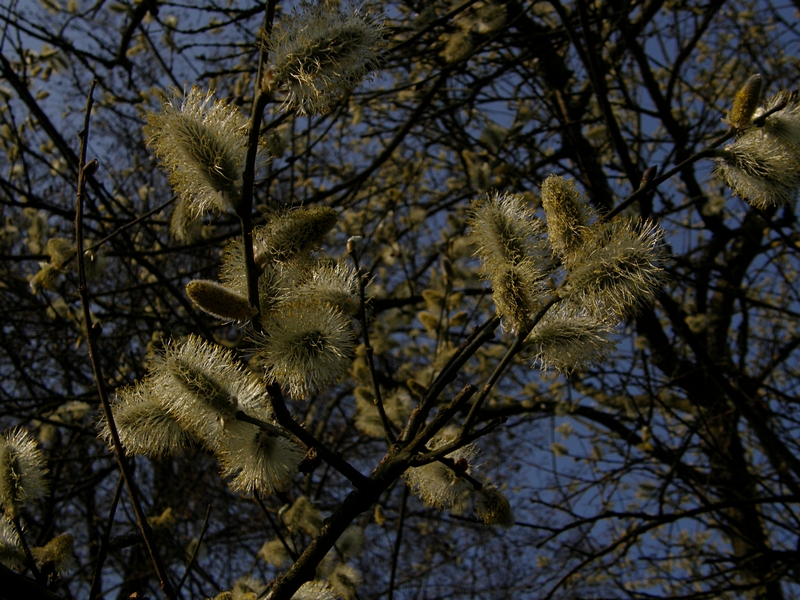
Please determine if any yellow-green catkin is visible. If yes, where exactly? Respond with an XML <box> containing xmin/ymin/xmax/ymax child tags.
<box><xmin>727</xmin><ymin>74</ymin><xmax>762</xmax><ymax>130</ymax></box>
<box><xmin>267</xmin><ymin>4</ymin><xmax>385</xmax><ymax>115</ymax></box>
<box><xmin>0</xmin><ymin>429</ymin><xmax>49</xmax><ymax>518</ymax></box>
<box><xmin>264</xmin><ymin>207</ymin><xmax>339</xmax><ymax>262</ymax></box>
<box><xmin>32</xmin><ymin>533</ymin><xmax>74</xmax><ymax>574</ymax></box>
<box><xmin>186</xmin><ymin>279</ymin><xmax>256</xmax><ymax>322</ymax></box>
<box><xmin>540</xmin><ymin>175</ymin><xmax>589</xmax><ymax>258</ymax></box>
<box><xmin>475</xmin><ymin>485</ymin><xmax>515</xmax><ymax>528</ymax></box>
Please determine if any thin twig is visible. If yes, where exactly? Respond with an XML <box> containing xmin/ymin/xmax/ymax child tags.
<box><xmin>349</xmin><ymin>243</ymin><xmax>395</xmax><ymax>442</ymax></box>
<box><xmin>460</xmin><ymin>297</ymin><xmax>560</xmax><ymax>435</ymax></box>
<box><xmin>235</xmin><ymin>410</ymin><xmax>292</xmax><ymax>439</ymax></box>
<box><xmin>266</xmin><ymin>383</ymin><xmax>371</xmax><ymax>491</ymax></box>
<box><xmin>74</xmin><ymin>79</ymin><xmax>176</xmax><ymax>600</ymax></box>
<box><xmin>89</xmin><ymin>474</ymin><xmax>124</xmax><ymax>600</ymax></box>
<box><xmin>603</xmin><ymin>126</ymin><xmax>735</xmax><ymax>221</ymax></box>
<box><xmin>399</xmin><ymin>317</ymin><xmax>499</xmax><ymax>443</ymax></box>
<box><xmin>387</xmin><ymin>485</ymin><xmax>409</xmax><ymax>600</ymax></box>
<box><xmin>175</xmin><ymin>505</ymin><xmax>211</xmax><ymax>595</ymax></box>
<box><xmin>11</xmin><ymin>515</ymin><xmax>43</xmax><ymax>583</ymax></box>
<box><xmin>254</xmin><ymin>496</ymin><xmax>298</xmax><ymax>562</ymax></box>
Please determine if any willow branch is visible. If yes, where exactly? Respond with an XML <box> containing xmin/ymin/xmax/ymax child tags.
<box><xmin>74</xmin><ymin>80</ymin><xmax>176</xmax><ymax>600</ymax></box>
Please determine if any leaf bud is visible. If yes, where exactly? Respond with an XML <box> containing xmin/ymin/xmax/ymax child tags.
<box><xmin>186</xmin><ymin>279</ymin><xmax>257</xmax><ymax>322</ymax></box>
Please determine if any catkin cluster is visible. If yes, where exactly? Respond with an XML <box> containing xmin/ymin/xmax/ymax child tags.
<box><xmin>469</xmin><ymin>177</ymin><xmax>665</xmax><ymax>372</ymax></box>
<box><xmin>715</xmin><ymin>82</ymin><xmax>800</xmax><ymax>208</ymax></box>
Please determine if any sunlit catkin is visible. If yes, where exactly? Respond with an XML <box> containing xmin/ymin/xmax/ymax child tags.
<box><xmin>527</xmin><ymin>307</ymin><xmax>616</xmax><ymax>373</ymax></box>
<box><xmin>0</xmin><ymin>429</ymin><xmax>48</xmax><ymax>518</ymax></box>
<box><xmin>103</xmin><ymin>379</ymin><xmax>194</xmax><ymax>457</ymax></box>
<box><xmin>280</xmin><ymin>262</ymin><xmax>360</xmax><ymax>315</ymax></box>
<box><xmin>758</xmin><ymin>92</ymin><xmax>800</xmax><ymax>155</ymax></box>
<box><xmin>145</xmin><ymin>86</ymin><xmax>251</xmax><ymax>218</ymax></box>
<box><xmin>726</xmin><ymin>74</ymin><xmax>762</xmax><ymax>130</ymax></box>
<box><xmin>404</xmin><ymin>440</ymin><xmax>477</xmax><ymax>513</ymax></box>
<box><xmin>715</xmin><ymin>92</ymin><xmax>800</xmax><ymax>207</ymax></box>
<box><xmin>267</xmin><ymin>4</ymin><xmax>384</xmax><ymax>115</ymax></box>
<box><xmin>262</xmin><ymin>206</ymin><xmax>340</xmax><ymax>263</ymax></box>
<box><xmin>186</xmin><ymin>279</ymin><xmax>256</xmax><ymax>322</ymax></box>
<box><xmin>218</xmin><ymin>416</ymin><xmax>303</xmax><ymax>496</ymax></box>
<box><xmin>540</xmin><ymin>175</ymin><xmax>590</xmax><ymax>258</ymax></box>
<box><xmin>563</xmin><ymin>219</ymin><xmax>665</xmax><ymax>318</ymax></box>
<box><xmin>150</xmin><ymin>335</ymin><xmax>270</xmax><ymax>447</ymax></box>
<box><xmin>714</xmin><ymin>132</ymin><xmax>800</xmax><ymax>208</ymax></box>
<box><xmin>468</xmin><ymin>192</ymin><xmax>548</xmax><ymax>332</ymax></box>
<box><xmin>255</xmin><ymin>300</ymin><xmax>354</xmax><ymax>400</ymax></box>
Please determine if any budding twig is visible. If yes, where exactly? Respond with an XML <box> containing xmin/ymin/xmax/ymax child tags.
<box><xmin>348</xmin><ymin>240</ymin><xmax>396</xmax><ymax>443</ymax></box>
<box><xmin>74</xmin><ymin>80</ymin><xmax>176</xmax><ymax>600</ymax></box>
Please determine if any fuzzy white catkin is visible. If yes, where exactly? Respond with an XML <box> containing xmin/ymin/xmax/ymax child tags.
<box><xmin>468</xmin><ymin>192</ymin><xmax>549</xmax><ymax>332</ymax></box>
<box><xmin>527</xmin><ymin>306</ymin><xmax>616</xmax><ymax>373</ymax></box>
<box><xmin>0</xmin><ymin>429</ymin><xmax>49</xmax><ymax>517</ymax></box>
<box><xmin>255</xmin><ymin>300</ymin><xmax>355</xmax><ymax>400</ymax></box>
<box><xmin>149</xmin><ymin>335</ymin><xmax>271</xmax><ymax>448</ymax></box>
<box><xmin>405</xmin><ymin>440</ymin><xmax>478</xmax><ymax>513</ymax></box>
<box><xmin>218</xmin><ymin>416</ymin><xmax>303</xmax><ymax>495</ymax></box>
<box><xmin>145</xmin><ymin>86</ymin><xmax>251</xmax><ymax>220</ymax></box>
<box><xmin>563</xmin><ymin>218</ymin><xmax>665</xmax><ymax>319</ymax></box>
<box><xmin>267</xmin><ymin>4</ymin><xmax>385</xmax><ymax>115</ymax></box>
<box><xmin>540</xmin><ymin>174</ymin><xmax>591</xmax><ymax>258</ymax></box>
<box><xmin>715</xmin><ymin>92</ymin><xmax>800</xmax><ymax>207</ymax></box>
<box><xmin>103</xmin><ymin>379</ymin><xmax>195</xmax><ymax>457</ymax></box>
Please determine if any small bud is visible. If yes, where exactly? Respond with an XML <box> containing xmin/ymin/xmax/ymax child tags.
<box><xmin>640</xmin><ymin>165</ymin><xmax>657</xmax><ymax>188</ymax></box>
<box><xmin>299</xmin><ymin>447</ymin><xmax>321</xmax><ymax>475</ymax></box>
<box><xmin>452</xmin><ymin>458</ymin><xmax>469</xmax><ymax>474</ymax></box>
<box><xmin>727</xmin><ymin>74</ymin><xmax>762</xmax><ymax>129</ymax></box>
<box><xmin>186</xmin><ymin>279</ymin><xmax>257</xmax><ymax>322</ymax></box>
<box><xmin>346</xmin><ymin>235</ymin><xmax>362</xmax><ymax>255</ymax></box>
<box><xmin>82</xmin><ymin>158</ymin><xmax>99</xmax><ymax>177</ymax></box>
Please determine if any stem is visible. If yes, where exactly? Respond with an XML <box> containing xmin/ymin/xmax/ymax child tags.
<box><xmin>12</xmin><ymin>515</ymin><xmax>42</xmax><ymax>583</ymax></box>
<box><xmin>387</xmin><ymin>485</ymin><xmax>409</xmax><ymax>600</ymax></box>
<box><xmin>604</xmin><ymin>132</ymin><xmax>733</xmax><ymax>221</ymax></box>
<box><xmin>175</xmin><ymin>505</ymin><xmax>211</xmax><ymax>595</ymax></box>
<box><xmin>237</xmin><ymin>0</ymin><xmax>277</xmax><ymax>330</ymax></box>
<box><xmin>349</xmin><ymin>245</ymin><xmax>395</xmax><ymax>443</ymax></box>
<box><xmin>461</xmin><ymin>297</ymin><xmax>560</xmax><ymax>435</ymax></box>
<box><xmin>399</xmin><ymin>317</ymin><xmax>499</xmax><ymax>443</ymax></box>
<box><xmin>74</xmin><ymin>80</ymin><xmax>176</xmax><ymax>600</ymax></box>
<box><xmin>260</xmin><ymin>445</ymin><xmax>413</xmax><ymax>599</ymax></box>
<box><xmin>266</xmin><ymin>384</ymin><xmax>371</xmax><ymax>491</ymax></box>
<box><xmin>89</xmin><ymin>474</ymin><xmax>124</xmax><ymax>600</ymax></box>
